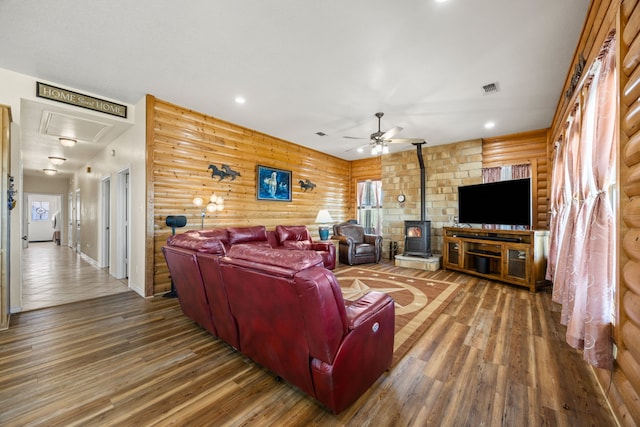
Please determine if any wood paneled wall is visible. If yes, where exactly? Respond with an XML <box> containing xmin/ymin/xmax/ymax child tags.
<box><xmin>549</xmin><ymin>1</ymin><xmax>640</xmax><ymax>425</ymax></box>
<box><xmin>482</xmin><ymin>129</ymin><xmax>550</xmax><ymax>230</ymax></box>
<box><xmin>146</xmin><ymin>96</ymin><xmax>351</xmax><ymax>294</ymax></box>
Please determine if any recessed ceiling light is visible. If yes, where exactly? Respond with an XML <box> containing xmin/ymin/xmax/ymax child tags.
<box><xmin>43</xmin><ymin>169</ymin><xmax>57</xmax><ymax>175</ymax></box>
<box><xmin>59</xmin><ymin>137</ymin><xmax>77</xmax><ymax>147</ymax></box>
<box><xmin>484</xmin><ymin>121</ymin><xmax>496</xmax><ymax>129</ymax></box>
<box><xmin>48</xmin><ymin>156</ymin><xmax>66</xmax><ymax>165</ymax></box>
<box><xmin>234</xmin><ymin>96</ymin><xmax>246</xmax><ymax>104</ymax></box>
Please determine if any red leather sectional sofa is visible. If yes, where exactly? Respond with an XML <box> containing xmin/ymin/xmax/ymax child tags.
<box><xmin>161</xmin><ymin>225</ymin><xmax>395</xmax><ymax>414</ymax></box>
<box><xmin>178</xmin><ymin>224</ymin><xmax>336</xmax><ymax>270</ymax></box>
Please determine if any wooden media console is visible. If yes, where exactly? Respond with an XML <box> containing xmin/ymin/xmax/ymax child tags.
<box><xmin>442</xmin><ymin>227</ymin><xmax>550</xmax><ymax>292</ymax></box>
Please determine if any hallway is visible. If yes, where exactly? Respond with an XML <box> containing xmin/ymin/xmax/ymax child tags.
<box><xmin>21</xmin><ymin>242</ymin><xmax>129</xmax><ymax>311</ymax></box>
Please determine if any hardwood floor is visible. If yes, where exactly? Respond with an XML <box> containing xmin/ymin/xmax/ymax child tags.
<box><xmin>21</xmin><ymin>242</ymin><xmax>129</xmax><ymax>311</ymax></box>
<box><xmin>0</xmin><ymin>261</ymin><xmax>616</xmax><ymax>426</ymax></box>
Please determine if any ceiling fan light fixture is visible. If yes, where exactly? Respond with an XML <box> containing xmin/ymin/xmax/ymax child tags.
<box><xmin>59</xmin><ymin>137</ymin><xmax>77</xmax><ymax>147</ymax></box>
<box><xmin>43</xmin><ymin>168</ymin><xmax>57</xmax><ymax>175</ymax></box>
<box><xmin>48</xmin><ymin>156</ymin><xmax>66</xmax><ymax>165</ymax></box>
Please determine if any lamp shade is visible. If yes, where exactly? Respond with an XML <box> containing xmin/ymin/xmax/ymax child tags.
<box><xmin>315</xmin><ymin>209</ymin><xmax>333</xmax><ymax>224</ymax></box>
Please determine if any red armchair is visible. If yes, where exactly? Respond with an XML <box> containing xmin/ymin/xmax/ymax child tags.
<box><xmin>275</xmin><ymin>225</ymin><xmax>336</xmax><ymax>269</ymax></box>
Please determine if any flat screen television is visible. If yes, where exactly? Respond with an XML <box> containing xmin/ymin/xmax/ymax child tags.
<box><xmin>457</xmin><ymin>178</ymin><xmax>531</xmax><ymax>226</ymax></box>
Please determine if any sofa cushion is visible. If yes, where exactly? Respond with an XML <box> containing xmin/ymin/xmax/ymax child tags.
<box><xmin>167</xmin><ymin>234</ymin><xmax>226</xmax><ymax>255</ymax></box>
<box><xmin>227</xmin><ymin>226</ymin><xmax>270</xmax><ymax>245</ymax></box>
<box><xmin>227</xmin><ymin>244</ymin><xmax>322</xmax><ymax>271</ymax></box>
<box><xmin>186</xmin><ymin>228</ymin><xmax>229</xmax><ymax>245</ymax></box>
<box><xmin>282</xmin><ymin>240</ymin><xmax>312</xmax><ymax>250</ymax></box>
<box><xmin>276</xmin><ymin>225</ymin><xmax>311</xmax><ymax>244</ymax></box>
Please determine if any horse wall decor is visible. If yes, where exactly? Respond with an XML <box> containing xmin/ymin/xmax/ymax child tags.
<box><xmin>299</xmin><ymin>179</ymin><xmax>316</xmax><ymax>192</ymax></box>
<box><xmin>208</xmin><ymin>164</ymin><xmax>241</xmax><ymax>181</ymax></box>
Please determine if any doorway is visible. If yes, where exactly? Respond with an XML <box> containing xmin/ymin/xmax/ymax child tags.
<box><xmin>25</xmin><ymin>193</ymin><xmax>61</xmax><ymax>243</ymax></box>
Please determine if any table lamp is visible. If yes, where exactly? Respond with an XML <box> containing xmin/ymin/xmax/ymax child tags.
<box><xmin>315</xmin><ymin>209</ymin><xmax>333</xmax><ymax>241</ymax></box>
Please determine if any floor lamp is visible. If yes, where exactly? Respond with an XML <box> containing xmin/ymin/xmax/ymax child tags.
<box><xmin>164</xmin><ymin>215</ymin><xmax>187</xmax><ymax>298</ymax></box>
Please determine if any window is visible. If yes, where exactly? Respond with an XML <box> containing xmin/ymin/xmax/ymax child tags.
<box><xmin>31</xmin><ymin>201</ymin><xmax>49</xmax><ymax>221</ymax></box>
<box><xmin>357</xmin><ymin>180</ymin><xmax>382</xmax><ymax>235</ymax></box>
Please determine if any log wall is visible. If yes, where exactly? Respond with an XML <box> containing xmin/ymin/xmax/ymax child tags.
<box><xmin>615</xmin><ymin>1</ymin><xmax>640</xmax><ymax>425</ymax></box>
<box><xmin>146</xmin><ymin>96</ymin><xmax>351</xmax><ymax>294</ymax></box>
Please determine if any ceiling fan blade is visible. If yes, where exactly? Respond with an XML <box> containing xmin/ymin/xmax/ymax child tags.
<box><xmin>380</xmin><ymin>126</ymin><xmax>403</xmax><ymax>140</ymax></box>
<box><xmin>387</xmin><ymin>138</ymin><xmax>425</xmax><ymax>144</ymax></box>
<box><xmin>343</xmin><ymin>136</ymin><xmax>368</xmax><ymax>140</ymax></box>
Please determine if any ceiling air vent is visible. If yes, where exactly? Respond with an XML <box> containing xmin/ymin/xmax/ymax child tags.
<box><xmin>315</xmin><ymin>131</ymin><xmax>327</xmax><ymax>136</ymax></box>
<box><xmin>482</xmin><ymin>81</ymin><xmax>500</xmax><ymax>95</ymax></box>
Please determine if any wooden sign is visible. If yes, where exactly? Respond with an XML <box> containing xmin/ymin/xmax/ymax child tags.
<box><xmin>36</xmin><ymin>82</ymin><xmax>127</xmax><ymax>118</ymax></box>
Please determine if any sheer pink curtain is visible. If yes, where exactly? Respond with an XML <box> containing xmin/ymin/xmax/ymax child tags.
<box><xmin>482</xmin><ymin>167</ymin><xmax>501</xmax><ymax>183</ymax></box>
<box><xmin>482</xmin><ymin>164</ymin><xmax>530</xmax><ymax>183</ymax></box>
<box><xmin>373</xmin><ymin>180</ymin><xmax>382</xmax><ymax>235</ymax></box>
<box><xmin>550</xmin><ymin>107</ymin><xmax>581</xmax><ymax>309</ymax></box>
<box><xmin>547</xmin><ymin>33</ymin><xmax>616</xmax><ymax>369</ymax></box>
<box><xmin>356</xmin><ymin>181</ymin><xmax>365</xmax><ymax>225</ymax></box>
<box><xmin>511</xmin><ymin>164</ymin><xmax>530</xmax><ymax>179</ymax></box>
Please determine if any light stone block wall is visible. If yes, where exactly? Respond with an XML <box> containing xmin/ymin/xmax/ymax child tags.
<box><xmin>381</xmin><ymin>139</ymin><xmax>483</xmax><ymax>258</ymax></box>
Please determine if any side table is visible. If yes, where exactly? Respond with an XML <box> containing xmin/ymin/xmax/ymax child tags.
<box><xmin>320</xmin><ymin>239</ymin><xmax>340</xmax><ymax>266</ymax></box>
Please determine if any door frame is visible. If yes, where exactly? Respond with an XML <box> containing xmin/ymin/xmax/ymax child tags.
<box><xmin>100</xmin><ymin>177</ymin><xmax>110</xmax><ymax>268</ymax></box>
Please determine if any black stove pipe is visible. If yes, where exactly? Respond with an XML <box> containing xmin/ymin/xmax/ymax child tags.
<box><xmin>413</xmin><ymin>142</ymin><xmax>427</xmax><ymax>222</ymax></box>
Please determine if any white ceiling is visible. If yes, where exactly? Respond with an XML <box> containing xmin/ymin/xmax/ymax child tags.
<box><xmin>0</xmin><ymin>0</ymin><xmax>590</xmax><ymax>177</ymax></box>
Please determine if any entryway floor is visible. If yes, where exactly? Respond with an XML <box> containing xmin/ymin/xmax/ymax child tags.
<box><xmin>21</xmin><ymin>242</ymin><xmax>129</xmax><ymax>311</ymax></box>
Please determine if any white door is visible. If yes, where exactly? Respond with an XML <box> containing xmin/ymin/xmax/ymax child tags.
<box><xmin>75</xmin><ymin>189</ymin><xmax>81</xmax><ymax>253</ymax></box>
<box><xmin>26</xmin><ymin>194</ymin><xmax>60</xmax><ymax>242</ymax></box>
<box><xmin>115</xmin><ymin>169</ymin><xmax>129</xmax><ymax>279</ymax></box>
<box><xmin>101</xmin><ymin>178</ymin><xmax>110</xmax><ymax>268</ymax></box>
<box><xmin>68</xmin><ymin>191</ymin><xmax>73</xmax><ymax>247</ymax></box>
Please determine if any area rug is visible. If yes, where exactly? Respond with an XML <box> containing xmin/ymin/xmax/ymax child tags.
<box><xmin>334</xmin><ymin>267</ymin><xmax>462</xmax><ymax>366</ymax></box>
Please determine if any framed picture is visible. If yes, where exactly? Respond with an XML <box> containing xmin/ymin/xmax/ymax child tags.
<box><xmin>256</xmin><ymin>165</ymin><xmax>292</xmax><ymax>201</ymax></box>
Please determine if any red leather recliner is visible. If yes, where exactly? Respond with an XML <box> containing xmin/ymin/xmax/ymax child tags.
<box><xmin>161</xmin><ymin>236</ymin><xmax>224</xmax><ymax>337</ymax></box>
<box><xmin>275</xmin><ymin>225</ymin><xmax>336</xmax><ymax>270</ymax></box>
<box><xmin>219</xmin><ymin>245</ymin><xmax>394</xmax><ymax>413</ymax></box>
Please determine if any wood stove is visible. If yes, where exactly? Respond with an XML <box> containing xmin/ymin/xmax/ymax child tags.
<box><xmin>404</xmin><ymin>220</ymin><xmax>432</xmax><ymax>257</ymax></box>
<box><xmin>403</xmin><ymin>142</ymin><xmax>432</xmax><ymax>258</ymax></box>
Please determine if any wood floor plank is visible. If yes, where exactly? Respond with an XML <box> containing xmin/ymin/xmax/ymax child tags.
<box><xmin>0</xmin><ymin>245</ymin><xmax>618</xmax><ymax>426</ymax></box>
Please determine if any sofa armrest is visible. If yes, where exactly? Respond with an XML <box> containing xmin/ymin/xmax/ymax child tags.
<box><xmin>334</xmin><ymin>235</ymin><xmax>354</xmax><ymax>246</ymax></box>
<box><xmin>345</xmin><ymin>291</ymin><xmax>393</xmax><ymax>330</ymax></box>
<box><xmin>311</xmin><ymin>293</ymin><xmax>394</xmax><ymax>413</ymax></box>
<box><xmin>310</xmin><ymin>241</ymin><xmax>331</xmax><ymax>251</ymax></box>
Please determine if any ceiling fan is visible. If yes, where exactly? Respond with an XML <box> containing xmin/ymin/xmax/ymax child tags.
<box><xmin>344</xmin><ymin>112</ymin><xmax>424</xmax><ymax>155</ymax></box>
